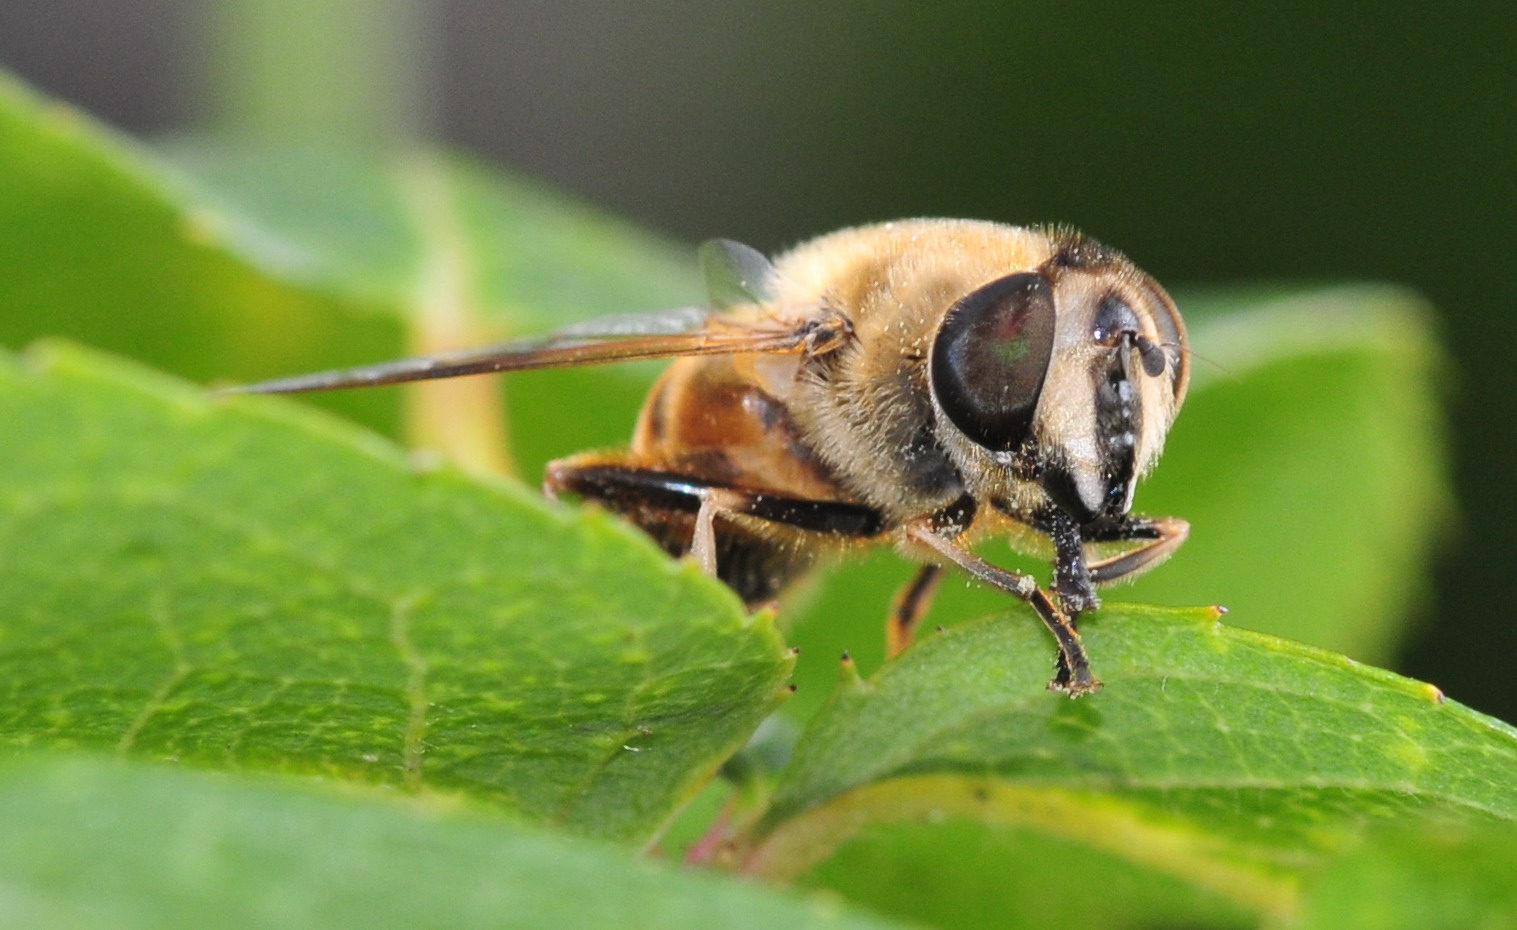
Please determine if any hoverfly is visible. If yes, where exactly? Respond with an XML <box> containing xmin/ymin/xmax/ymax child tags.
<box><xmin>229</xmin><ymin>219</ymin><xmax>1190</xmax><ymax>695</ymax></box>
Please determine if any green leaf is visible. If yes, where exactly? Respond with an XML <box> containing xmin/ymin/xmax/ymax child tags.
<box><xmin>747</xmin><ymin>606</ymin><xmax>1517</xmax><ymax>928</ymax></box>
<box><xmin>0</xmin><ymin>73</ymin><xmax>390</xmax><ymax>396</ymax></box>
<box><xmin>790</xmin><ymin>819</ymin><xmax>1257</xmax><ymax>930</ymax></box>
<box><xmin>1288</xmin><ymin>820</ymin><xmax>1517</xmax><ymax>930</ymax></box>
<box><xmin>781</xmin><ymin>282</ymin><xmax>1449</xmax><ymax>724</ymax></box>
<box><xmin>0</xmin><ymin>755</ymin><xmax>910</xmax><ymax>930</ymax></box>
<box><xmin>0</xmin><ymin>343</ymin><xmax>792</xmax><ymax>841</ymax></box>
<box><xmin>0</xmin><ymin>71</ymin><xmax>699</xmax><ymax>470</ymax></box>
<box><xmin>162</xmin><ymin>139</ymin><xmax>700</xmax><ymax>328</ymax></box>
<box><xmin>1128</xmin><ymin>284</ymin><xmax>1451</xmax><ymax>663</ymax></box>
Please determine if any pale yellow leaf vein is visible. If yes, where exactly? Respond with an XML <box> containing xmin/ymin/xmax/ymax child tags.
<box><xmin>390</xmin><ymin>595</ymin><xmax>430</xmax><ymax>789</ymax></box>
<box><xmin>398</xmin><ymin>153</ymin><xmax>512</xmax><ymax>476</ymax></box>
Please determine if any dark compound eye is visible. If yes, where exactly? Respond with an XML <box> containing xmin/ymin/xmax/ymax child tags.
<box><xmin>930</xmin><ymin>272</ymin><xmax>1056</xmax><ymax>451</ymax></box>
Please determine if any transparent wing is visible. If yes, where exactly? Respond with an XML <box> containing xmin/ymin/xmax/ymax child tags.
<box><xmin>698</xmin><ymin>238</ymin><xmax>779</xmax><ymax>308</ymax></box>
<box><xmin>221</xmin><ymin>305</ymin><xmax>844</xmax><ymax>396</ymax></box>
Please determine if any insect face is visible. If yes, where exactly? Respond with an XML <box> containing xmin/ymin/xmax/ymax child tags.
<box><xmin>923</xmin><ymin>241</ymin><xmax>1187</xmax><ymax>532</ymax></box>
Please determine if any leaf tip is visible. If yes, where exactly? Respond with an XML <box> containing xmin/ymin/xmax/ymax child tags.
<box><xmin>838</xmin><ymin>651</ymin><xmax>864</xmax><ymax>687</ymax></box>
<box><xmin>747</xmin><ymin>605</ymin><xmax>784</xmax><ymax>637</ymax></box>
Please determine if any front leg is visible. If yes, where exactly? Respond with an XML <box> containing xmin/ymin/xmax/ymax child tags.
<box><xmin>1033</xmin><ymin>508</ymin><xmax>1102</xmax><ymax>692</ymax></box>
<box><xmin>1019</xmin><ymin>508</ymin><xmax>1190</xmax><ymax>692</ymax></box>
<box><xmin>1084</xmin><ymin>514</ymin><xmax>1190</xmax><ymax>585</ymax></box>
<box><xmin>904</xmin><ymin>517</ymin><xmax>1099</xmax><ymax>697</ymax></box>
<box><xmin>1041</xmin><ymin>507</ymin><xmax>1099</xmax><ymax>616</ymax></box>
<box><xmin>1030</xmin><ymin>509</ymin><xmax>1192</xmax><ymax>608</ymax></box>
<box><xmin>1047</xmin><ymin>511</ymin><xmax>1190</xmax><ymax>689</ymax></box>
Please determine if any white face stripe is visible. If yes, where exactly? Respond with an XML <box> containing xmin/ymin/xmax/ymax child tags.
<box><xmin>1076</xmin><ymin>460</ymin><xmax>1109</xmax><ymax>516</ymax></box>
<box><xmin>1025</xmin><ymin>270</ymin><xmax>1182</xmax><ymax>520</ymax></box>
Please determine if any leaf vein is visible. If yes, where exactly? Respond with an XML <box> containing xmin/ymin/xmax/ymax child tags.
<box><xmin>115</xmin><ymin>590</ymin><xmax>192</xmax><ymax>752</ymax></box>
<box><xmin>390</xmin><ymin>596</ymin><xmax>429</xmax><ymax>789</ymax></box>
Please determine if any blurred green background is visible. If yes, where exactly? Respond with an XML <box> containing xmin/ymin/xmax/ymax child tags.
<box><xmin>1</xmin><ymin>1</ymin><xmax>1512</xmax><ymax>718</ymax></box>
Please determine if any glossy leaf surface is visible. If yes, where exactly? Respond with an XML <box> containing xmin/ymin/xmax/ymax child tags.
<box><xmin>0</xmin><ymin>344</ymin><xmax>791</xmax><ymax>841</ymax></box>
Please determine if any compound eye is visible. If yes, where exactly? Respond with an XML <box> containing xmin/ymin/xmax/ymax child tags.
<box><xmin>930</xmin><ymin>272</ymin><xmax>1056</xmax><ymax>451</ymax></box>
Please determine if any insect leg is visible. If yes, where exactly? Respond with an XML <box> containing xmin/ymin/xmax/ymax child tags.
<box><xmin>689</xmin><ymin>488</ymin><xmax>757</xmax><ymax>576</ymax></box>
<box><xmin>1034</xmin><ymin>508</ymin><xmax>1101</xmax><ymax>691</ymax></box>
<box><xmin>545</xmin><ymin>457</ymin><xmax>886</xmax><ymax>605</ymax></box>
<box><xmin>1036</xmin><ymin>507</ymin><xmax>1099</xmax><ymax>616</ymax></box>
<box><xmin>547</xmin><ymin>461</ymin><xmax>886</xmax><ymax>534</ymax></box>
<box><xmin>1084</xmin><ymin>515</ymin><xmax>1190</xmax><ymax>585</ymax></box>
<box><xmin>886</xmin><ymin>563</ymin><xmax>945</xmax><ymax>659</ymax></box>
<box><xmin>904</xmin><ymin>522</ymin><xmax>1098</xmax><ymax>696</ymax></box>
<box><xmin>690</xmin><ymin>493</ymin><xmax>720</xmax><ymax>575</ymax></box>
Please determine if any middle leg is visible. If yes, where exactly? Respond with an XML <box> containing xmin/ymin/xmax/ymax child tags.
<box><xmin>886</xmin><ymin>563</ymin><xmax>945</xmax><ymax>659</ymax></box>
<box><xmin>547</xmin><ymin>456</ymin><xmax>886</xmax><ymax>605</ymax></box>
